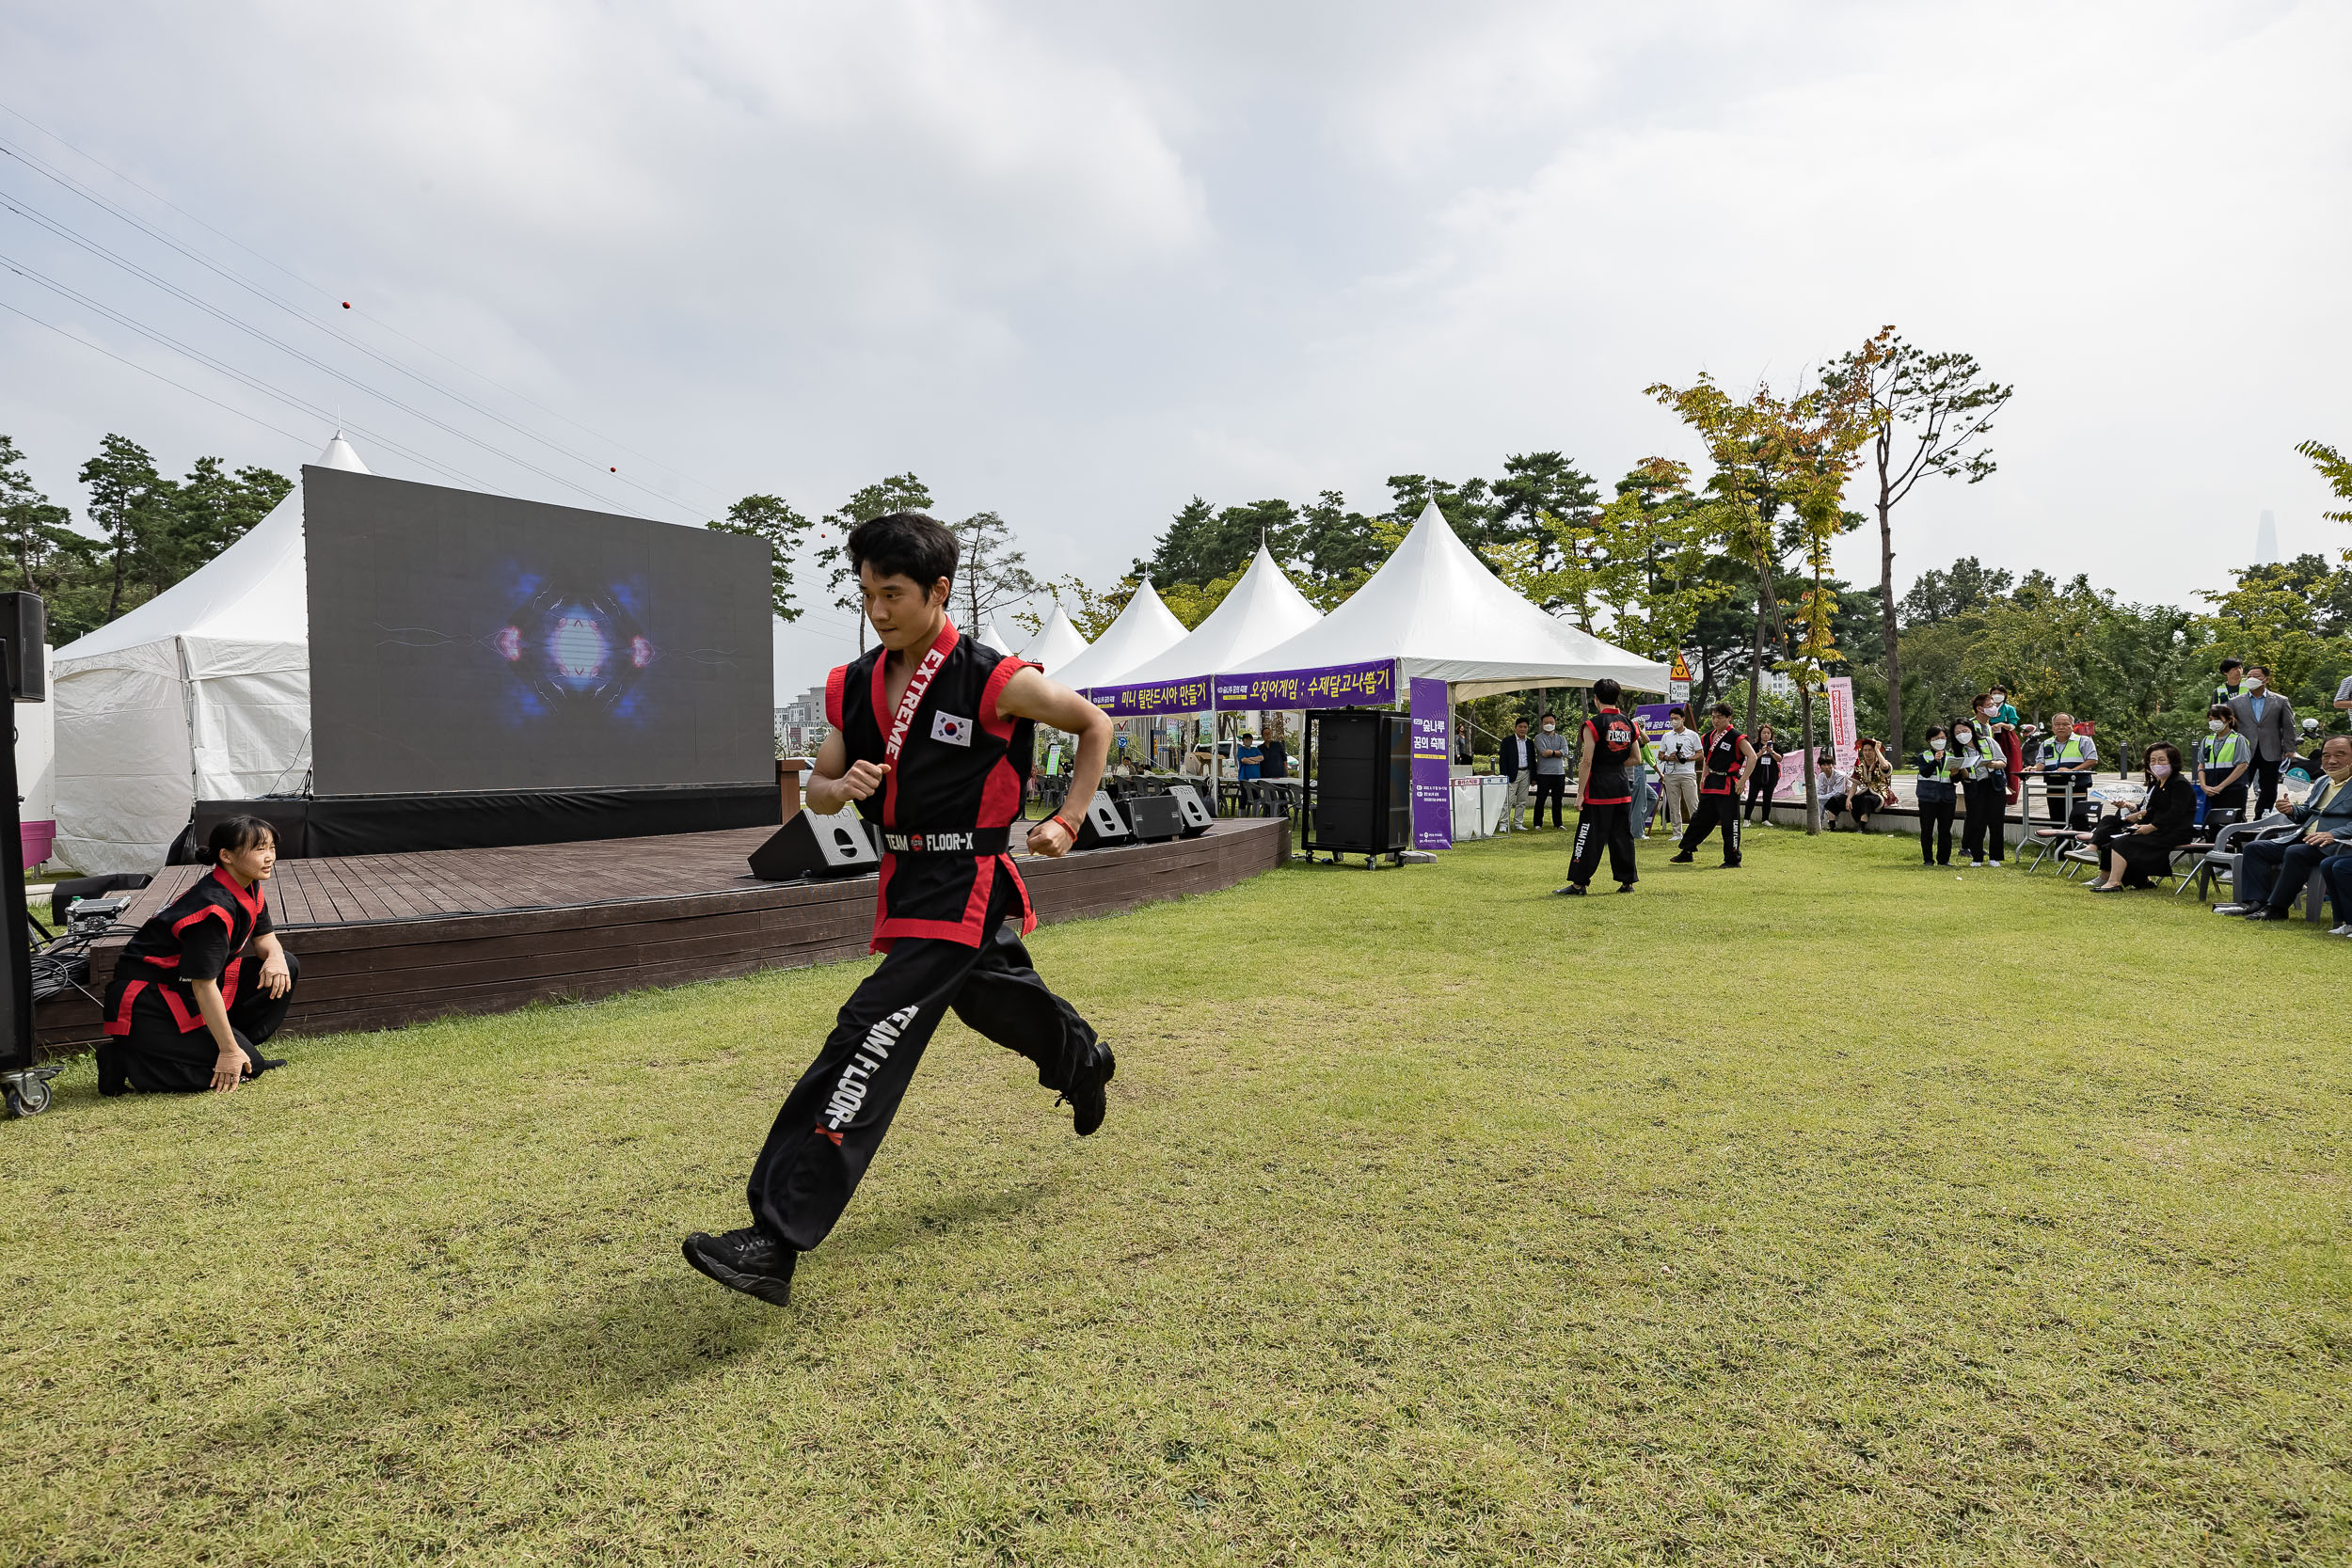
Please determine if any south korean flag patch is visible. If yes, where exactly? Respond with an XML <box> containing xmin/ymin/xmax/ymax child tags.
<box><xmin>930</xmin><ymin>711</ymin><xmax>975</xmax><ymax>748</ymax></box>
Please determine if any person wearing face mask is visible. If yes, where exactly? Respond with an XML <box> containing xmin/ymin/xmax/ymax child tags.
<box><xmin>1951</xmin><ymin>705</ymin><xmax>2010</xmax><ymax>867</ymax></box>
<box><xmin>1530</xmin><ymin>711</ymin><xmax>1570</xmax><ymax>829</ymax></box>
<box><xmin>1914</xmin><ymin>725</ymin><xmax>1959</xmax><ymax>865</ymax></box>
<box><xmin>2197</xmin><ymin>705</ymin><xmax>2251</xmax><ymax>822</ymax></box>
<box><xmin>2228</xmin><ymin>663</ymin><xmax>2298</xmax><ymax>816</ymax></box>
<box><xmin>2216</xmin><ymin>736</ymin><xmax>2352</xmax><ymax>922</ymax></box>
<box><xmin>1986</xmin><ymin>687</ymin><xmax>2020</xmax><ymax>730</ymax></box>
<box><xmin>1654</xmin><ymin>706</ymin><xmax>1703</xmax><ymax>833</ymax></box>
<box><xmin>2085</xmin><ymin>743</ymin><xmax>2195</xmax><ymax>891</ymax></box>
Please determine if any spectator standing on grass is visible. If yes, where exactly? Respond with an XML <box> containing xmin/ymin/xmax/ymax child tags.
<box><xmin>2086</xmin><ymin>743</ymin><xmax>2196</xmax><ymax>892</ymax></box>
<box><xmin>1262</xmin><ymin>734</ymin><xmax>1289</xmax><ymax>781</ymax></box>
<box><xmin>2214</xmin><ymin>658</ymin><xmax>2247</xmax><ymax>705</ymax></box>
<box><xmin>1236</xmin><ymin>733</ymin><xmax>1263</xmax><ymax>782</ymax></box>
<box><xmin>1743</xmin><ymin>725</ymin><xmax>1782</xmax><ymax>827</ymax></box>
<box><xmin>1987</xmin><ymin>686</ymin><xmax>2020</xmax><ymax>731</ymax></box>
<box><xmin>1656</xmin><ymin>707</ymin><xmax>1702</xmax><ymax>832</ymax></box>
<box><xmin>1499</xmin><ymin>718</ymin><xmax>1535</xmax><ymax>832</ymax></box>
<box><xmin>2031</xmin><ymin>713</ymin><xmax>2099</xmax><ymax>830</ymax></box>
<box><xmin>1952</xmin><ymin>705</ymin><xmax>2010</xmax><ymax>867</ymax></box>
<box><xmin>1531</xmin><ymin>712</ymin><xmax>1570</xmax><ymax>829</ymax></box>
<box><xmin>1848</xmin><ymin>737</ymin><xmax>1894</xmax><ymax>834</ymax></box>
<box><xmin>2230</xmin><ymin>665</ymin><xmax>2297</xmax><ymax>817</ymax></box>
<box><xmin>2199</xmin><ymin>705</ymin><xmax>2251</xmax><ymax>820</ymax></box>
<box><xmin>2215</xmin><ymin>736</ymin><xmax>2352</xmax><ymax>923</ymax></box>
<box><xmin>1915</xmin><ymin>725</ymin><xmax>1959</xmax><ymax>866</ymax></box>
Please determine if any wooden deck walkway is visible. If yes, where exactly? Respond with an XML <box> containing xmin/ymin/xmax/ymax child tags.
<box><xmin>38</xmin><ymin>818</ymin><xmax>1288</xmax><ymax>1051</ymax></box>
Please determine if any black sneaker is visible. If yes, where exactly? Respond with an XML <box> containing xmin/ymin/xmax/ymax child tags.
<box><xmin>2242</xmin><ymin>908</ymin><xmax>2289</xmax><ymax>922</ymax></box>
<box><xmin>682</xmin><ymin>1227</ymin><xmax>798</xmax><ymax>1306</ymax></box>
<box><xmin>1668</xmin><ymin>853</ymin><xmax>1694</xmax><ymax>864</ymax></box>
<box><xmin>1615</xmin><ymin>882</ymin><xmax>1636</xmax><ymax>894</ymax></box>
<box><xmin>1553</xmin><ymin>882</ymin><xmax>1587</xmax><ymax>896</ymax></box>
<box><xmin>1059</xmin><ymin>1042</ymin><xmax>1116</xmax><ymax>1137</ymax></box>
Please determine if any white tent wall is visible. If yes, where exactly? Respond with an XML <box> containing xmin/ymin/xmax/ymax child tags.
<box><xmin>49</xmin><ymin>641</ymin><xmax>193</xmax><ymax>875</ymax></box>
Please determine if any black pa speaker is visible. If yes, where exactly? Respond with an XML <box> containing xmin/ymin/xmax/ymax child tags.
<box><xmin>0</xmin><ymin>593</ymin><xmax>43</xmax><ymax>703</ymax></box>
<box><xmin>1125</xmin><ymin>794</ymin><xmax>1185</xmax><ymax>843</ymax></box>
<box><xmin>748</xmin><ymin>809</ymin><xmax>882</xmax><ymax>881</ymax></box>
<box><xmin>1067</xmin><ymin>790</ymin><xmax>1131</xmax><ymax>851</ymax></box>
<box><xmin>1165</xmin><ymin>784</ymin><xmax>1214</xmax><ymax>837</ymax></box>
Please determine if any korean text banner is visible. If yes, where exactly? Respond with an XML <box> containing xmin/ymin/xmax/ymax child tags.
<box><xmin>1212</xmin><ymin>659</ymin><xmax>1395</xmax><ymax>710</ymax></box>
<box><xmin>1087</xmin><ymin>674</ymin><xmax>1216</xmax><ymax>717</ymax></box>
<box><xmin>1408</xmin><ymin>675</ymin><xmax>1453</xmax><ymax>850</ymax></box>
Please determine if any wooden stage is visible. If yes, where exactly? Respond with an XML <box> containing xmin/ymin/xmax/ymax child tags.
<box><xmin>37</xmin><ymin>817</ymin><xmax>1288</xmax><ymax>1052</ymax></box>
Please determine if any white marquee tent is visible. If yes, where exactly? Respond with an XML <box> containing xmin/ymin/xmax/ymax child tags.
<box><xmin>977</xmin><ymin>616</ymin><xmax>1021</xmax><ymax>657</ymax></box>
<box><xmin>1085</xmin><ymin>540</ymin><xmax>1321</xmax><ymax>703</ymax></box>
<box><xmin>1224</xmin><ymin>501</ymin><xmax>1672</xmax><ymax>700</ymax></box>
<box><xmin>50</xmin><ymin>434</ymin><xmax>368</xmax><ymax>875</ymax></box>
<box><xmin>1017</xmin><ymin>602</ymin><xmax>1089</xmax><ymax>675</ymax></box>
<box><xmin>1043</xmin><ymin>578</ymin><xmax>1187</xmax><ymax>697</ymax></box>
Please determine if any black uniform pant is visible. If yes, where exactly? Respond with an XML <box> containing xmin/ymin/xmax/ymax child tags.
<box><xmin>747</xmin><ymin>875</ymin><xmax>1097</xmax><ymax>1253</ymax></box>
<box><xmin>1916</xmin><ymin>796</ymin><xmax>1956</xmax><ymax>863</ymax></box>
<box><xmin>1677</xmin><ymin>789</ymin><xmax>1741</xmax><ymax>863</ymax></box>
<box><xmin>96</xmin><ymin>952</ymin><xmax>299</xmax><ymax>1096</ymax></box>
<box><xmin>1532</xmin><ymin>775</ymin><xmax>1566</xmax><ymax>828</ymax></box>
<box><xmin>1567</xmin><ymin>801</ymin><xmax>1638</xmax><ymax>888</ymax></box>
<box><xmin>2251</xmin><ymin>756</ymin><xmax>2283</xmax><ymax>817</ymax></box>
<box><xmin>1961</xmin><ymin>776</ymin><xmax>2010</xmax><ymax>862</ymax></box>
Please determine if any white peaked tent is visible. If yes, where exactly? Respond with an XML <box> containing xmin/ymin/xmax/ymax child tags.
<box><xmin>1227</xmin><ymin>501</ymin><xmax>1672</xmax><ymax>700</ymax></box>
<box><xmin>50</xmin><ymin>434</ymin><xmax>370</xmax><ymax>875</ymax></box>
<box><xmin>1017</xmin><ymin>600</ymin><xmax>1089</xmax><ymax>675</ymax></box>
<box><xmin>977</xmin><ymin>616</ymin><xmax>1020</xmax><ymax>657</ymax></box>
<box><xmin>1046</xmin><ymin>578</ymin><xmax>1188</xmax><ymax>696</ymax></box>
<box><xmin>1093</xmin><ymin>540</ymin><xmax>1321</xmax><ymax>700</ymax></box>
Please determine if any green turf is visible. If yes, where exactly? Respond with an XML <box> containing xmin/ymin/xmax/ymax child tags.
<box><xmin>7</xmin><ymin>825</ymin><xmax>2348</xmax><ymax>1565</ymax></box>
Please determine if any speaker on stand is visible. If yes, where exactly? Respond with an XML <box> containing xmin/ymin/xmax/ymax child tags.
<box><xmin>1124</xmin><ymin>794</ymin><xmax>1185</xmax><ymax>843</ymax></box>
<box><xmin>1163</xmin><ymin>784</ymin><xmax>1215</xmax><ymax>838</ymax></box>
<box><xmin>1065</xmin><ymin>790</ymin><xmax>1131</xmax><ymax>851</ymax></box>
<box><xmin>747</xmin><ymin>809</ymin><xmax>882</xmax><ymax>881</ymax></box>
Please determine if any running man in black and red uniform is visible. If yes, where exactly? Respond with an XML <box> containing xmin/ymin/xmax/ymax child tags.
<box><xmin>1554</xmin><ymin>678</ymin><xmax>1642</xmax><ymax>896</ymax></box>
<box><xmin>1671</xmin><ymin>703</ymin><xmax>1756</xmax><ymax>867</ymax></box>
<box><xmin>684</xmin><ymin>513</ymin><xmax>1117</xmax><ymax>1307</ymax></box>
<box><xmin>97</xmin><ymin>815</ymin><xmax>298</xmax><ymax>1096</ymax></box>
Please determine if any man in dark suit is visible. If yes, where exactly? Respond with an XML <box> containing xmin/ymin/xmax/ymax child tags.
<box><xmin>1499</xmin><ymin>717</ymin><xmax>1536</xmax><ymax>832</ymax></box>
<box><xmin>2230</xmin><ymin>663</ymin><xmax>2299</xmax><ymax>816</ymax></box>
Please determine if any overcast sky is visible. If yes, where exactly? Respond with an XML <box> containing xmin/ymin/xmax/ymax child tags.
<box><xmin>5</xmin><ymin>1</ymin><xmax>2347</xmax><ymax>696</ymax></box>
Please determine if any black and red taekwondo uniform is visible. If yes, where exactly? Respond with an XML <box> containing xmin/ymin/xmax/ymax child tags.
<box><xmin>95</xmin><ymin>864</ymin><xmax>297</xmax><ymax>1095</ymax></box>
<box><xmin>744</xmin><ymin>619</ymin><xmax>1103</xmax><ymax>1253</ymax></box>
<box><xmin>1677</xmin><ymin>724</ymin><xmax>1748</xmax><ymax>865</ymax></box>
<box><xmin>1567</xmin><ymin>705</ymin><xmax>1642</xmax><ymax>889</ymax></box>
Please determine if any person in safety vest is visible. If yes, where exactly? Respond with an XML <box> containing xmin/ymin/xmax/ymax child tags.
<box><xmin>1669</xmin><ymin>703</ymin><xmax>1755</xmax><ymax>867</ymax></box>
<box><xmin>1553</xmin><ymin>678</ymin><xmax>1642</xmax><ymax>895</ymax></box>
<box><xmin>683</xmin><ymin>513</ymin><xmax>1117</xmax><ymax>1308</ymax></box>
<box><xmin>2198</xmin><ymin>705</ymin><xmax>2252</xmax><ymax>821</ymax></box>
<box><xmin>2029</xmin><ymin>712</ymin><xmax>2099</xmax><ymax>829</ymax></box>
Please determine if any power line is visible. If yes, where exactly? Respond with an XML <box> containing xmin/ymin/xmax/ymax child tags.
<box><xmin>0</xmin><ymin>296</ymin><xmax>315</xmax><ymax>448</ymax></box>
<box><xmin>0</xmin><ymin>102</ymin><xmax>731</xmax><ymax>512</ymax></box>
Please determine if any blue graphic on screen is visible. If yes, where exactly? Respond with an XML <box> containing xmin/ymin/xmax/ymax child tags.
<box><xmin>493</xmin><ymin>570</ymin><xmax>657</xmax><ymax>725</ymax></box>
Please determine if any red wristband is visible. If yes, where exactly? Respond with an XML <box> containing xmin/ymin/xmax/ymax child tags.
<box><xmin>1050</xmin><ymin>813</ymin><xmax>1078</xmax><ymax>837</ymax></box>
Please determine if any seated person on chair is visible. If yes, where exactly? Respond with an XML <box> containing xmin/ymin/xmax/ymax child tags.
<box><xmin>2215</xmin><ymin>736</ymin><xmax>2352</xmax><ymax>921</ymax></box>
<box><xmin>96</xmin><ymin>816</ymin><xmax>297</xmax><ymax>1096</ymax></box>
<box><xmin>2086</xmin><ymin>743</ymin><xmax>2195</xmax><ymax>891</ymax></box>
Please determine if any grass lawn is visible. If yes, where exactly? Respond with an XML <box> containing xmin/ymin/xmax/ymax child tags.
<box><xmin>8</xmin><ymin>825</ymin><xmax>2348</xmax><ymax>1565</ymax></box>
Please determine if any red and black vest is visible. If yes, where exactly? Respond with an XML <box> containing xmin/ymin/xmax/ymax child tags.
<box><xmin>826</xmin><ymin>619</ymin><xmax>1037</xmax><ymax>952</ymax></box>
<box><xmin>1700</xmin><ymin>726</ymin><xmax>1746</xmax><ymax>794</ymax></box>
<box><xmin>103</xmin><ymin>865</ymin><xmax>271</xmax><ymax>1037</ymax></box>
<box><xmin>1581</xmin><ymin>708</ymin><xmax>1640</xmax><ymax>805</ymax></box>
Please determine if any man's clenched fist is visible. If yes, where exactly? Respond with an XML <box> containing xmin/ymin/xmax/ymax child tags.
<box><xmin>836</xmin><ymin>760</ymin><xmax>890</xmax><ymax>800</ymax></box>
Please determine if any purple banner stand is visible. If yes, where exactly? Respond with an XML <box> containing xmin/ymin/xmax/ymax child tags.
<box><xmin>1634</xmin><ymin>702</ymin><xmax>1679</xmax><ymax>739</ymax></box>
<box><xmin>1408</xmin><ymin>676</ymin><xmax>1452</xmax><ymax>850</ymax></box>
<box><xmin>1213</xmin><ymin>659</ymin><xmax>1394</xmax><ymax>711</ymax></box>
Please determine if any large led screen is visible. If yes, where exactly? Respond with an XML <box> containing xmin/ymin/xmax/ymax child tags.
<box><xmin>304</xmin><ymin>467</ymin><xmax>773</xmax><ymax>796</ymax></box>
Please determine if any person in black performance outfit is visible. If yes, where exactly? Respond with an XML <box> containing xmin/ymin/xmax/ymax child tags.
<box><xmin>1671</xmin><ymin>704</ymin><xmax>1755</xmax><ymax>867</ymax></box>
<box><xmin>684</xmin><ymin>513</ymin><xmax>1119</xmax><ymax>1307</ymax></box>
<box><xmin>1554</xmin><ymin>679</ymin><xmax>1641</xmax><ymax>895</ymax></box>
<box><xmin>96</xmin><ymin>816</ymin><xmax>298</xmax><ymax>1096</ymax></box>
<box><xmin>1742</xmin><ymin>724</ymin><xmax>1781</xmax><ymax>825</ymax></box>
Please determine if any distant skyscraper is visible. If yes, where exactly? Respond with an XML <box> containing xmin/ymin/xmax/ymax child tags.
<box><xmin>2256</xmin><ymin>508</ymin><xmax>2279</xmax><ymax>564</ymax></box>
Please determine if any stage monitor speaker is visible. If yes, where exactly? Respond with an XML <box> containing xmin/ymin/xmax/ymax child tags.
<box><xmin>1165</xmin><ymin>784</ymin><xmax>1214</xmax><ymax>837</ymax></box>
<box><xmin>748</xmin><ymin>809</ymin><xmax>881</xmax><ymax>881</ymax></box>
<box><xmin>1125</xmin><ymin>794</ymin><xmax>1185</xmax><ymax>843</ymax></box>
<box><xmin>1068</xmin><ymin>790</ymin><xmax>1130</xmax><ymax>850</ymax></box>
<box><xmin>0</xmin><ymin>592</ymin><xmax>43</xmax><ymax>703</ymax></box>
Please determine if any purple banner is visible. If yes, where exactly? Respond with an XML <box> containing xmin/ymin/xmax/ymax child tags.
<box><xmin>1409</xmin><ymin>676</ymin><xmax>1452</xmax><ymax>851</ymax></box>
<box><xmin>1086</xmin><ymin>674</ymin><xmax>1216</xmax><ymax>717</ymax></box>
<box><xmin>1212</xmin><ymin>658</ymin><xmax>1395</xmax><ymax>710</ymax></box>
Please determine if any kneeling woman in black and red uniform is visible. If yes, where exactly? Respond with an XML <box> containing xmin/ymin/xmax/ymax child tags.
<box><xmin>97</xmin><ymin>816</ymin><xmax>297</xmax><ymax>1096</ymax></box>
